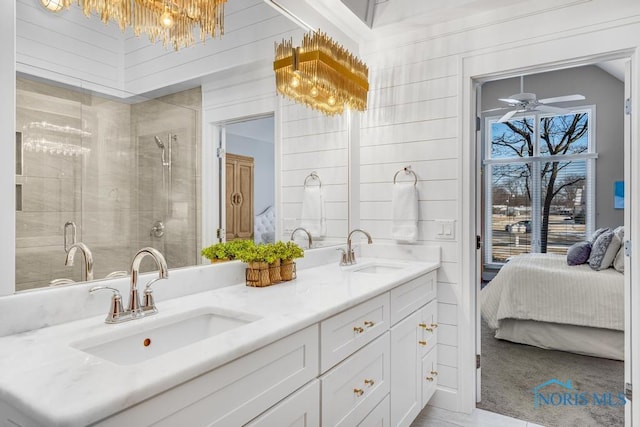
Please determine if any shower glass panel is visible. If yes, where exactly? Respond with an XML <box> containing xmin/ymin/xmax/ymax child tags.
<box><xmin>15</xmin><ymin>75</ymin><xmax>200</xmax><ymax>291</ymax></box>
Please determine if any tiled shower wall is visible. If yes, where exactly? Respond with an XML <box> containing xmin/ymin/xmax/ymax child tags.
<box><xmin>15</xmin><ymin>77</ymin><xmax>200</xmax><ymax>290</ymax></box>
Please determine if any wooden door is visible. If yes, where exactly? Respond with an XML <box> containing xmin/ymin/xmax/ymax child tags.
<box><xmin>225</xmin><ymin>153</ymin><xmax>254</xmax><ymax>240</ymax></box>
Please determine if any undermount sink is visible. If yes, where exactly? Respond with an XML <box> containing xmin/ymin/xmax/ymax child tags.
<box><xmin>72</xmin><ymin>308</ymin><xmax>260</xmax><ymax>365</ymax></box>
<box><xmin>350</xmin><ymin>263</ymin><xmax>406</xmax><ymax>274</ymax></box>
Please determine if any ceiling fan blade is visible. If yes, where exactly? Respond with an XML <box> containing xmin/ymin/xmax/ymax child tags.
<box><xmin>498</xmin><ymin>98</ymin><xmax>521</xmax><ymax>105</ymax></box>
<box><xmin>538</xmin><ymin>94</ymin><xmax>585</xmax><ymax>104</ymax></box>
<box><xmin>498</xmin><ymin>110</ymin><xmax>518</xmax><ymax>123</ymax></box>
<box><xmin>481</xmin><ymin>107</ymin><xmax>511</xmax><ymax>113</ymax></box>
<box><xmin>535</xmin><ymin>104</ymin><xmax>570</xmax><ymax>114</ymax></box>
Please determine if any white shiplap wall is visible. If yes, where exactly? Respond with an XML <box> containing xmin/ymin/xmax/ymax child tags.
<box><xmin>16</xmin><ymin>0</ymin><xmax>124</xmax><ymax>95</ymax></box>
<box><xmin>124</xmin><ymin>0</ymin><xmax>300</xmax><ymax>95</ymax></box>
<box><xmin>280</xmin><ymin>102</ymin><xmax>350</xmax><ymax>244</ymax></box>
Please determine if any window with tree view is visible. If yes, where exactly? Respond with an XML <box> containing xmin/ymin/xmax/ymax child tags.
<box><xmin>484</xmin><ymin>108</ymin><xmax>594</xmax><ymax>264</ymax></box>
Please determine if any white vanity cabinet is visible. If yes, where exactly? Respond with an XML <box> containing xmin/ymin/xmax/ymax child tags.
<box><xmin>389</xmin><ymin>271</ymin><xmax>438</xmax><ymax>427</ymax></box>
<box><xmin>95</xmin><ymin>325</ymin><xmax>319</xmax><ymax>426</ymax></box>
<box><xmin>0</xmin><ymin>261</ymin><xmax>440</xmax><ymax>427</ymax></box>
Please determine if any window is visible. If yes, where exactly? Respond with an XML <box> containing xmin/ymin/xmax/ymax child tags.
<box><xmin>484</xmin><ymin>108</ymin><xmax>595</xmax><ymax>264</ymax></box>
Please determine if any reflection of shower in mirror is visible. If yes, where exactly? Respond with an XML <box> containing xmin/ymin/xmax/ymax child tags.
<box><xmin>150</xmin><ymin>133</ymin><xmax>177</xmax><ymax>250</ymax></box>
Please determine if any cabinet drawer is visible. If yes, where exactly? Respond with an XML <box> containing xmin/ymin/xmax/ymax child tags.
<box><xmin>421</xmin><ymin>347</ymin><xmax>438</xmax><ymax>408</ymax></box>
<box><xmin>390</xmin><ymin>271</ymin><xmax>436</xmax><ymax>325</ymax></box>
<box><xmin>245</xmin><ymin>380</ymin><xmax>319</xmax><ymax>427</ymax></box>
<box><xmin>321</xmin><ymin>332</ymin><xmax>390</xmax><ymax>427</ymax></box>
<box><xmin>418</xmin><ymin>300</ymin><xmax>438</xmax><ymax>357</ymax></box>
<box><xmin>97</xmin><ymin>325</ymin><xmax>319</xmax><ymax>426</ymax></box>
<box><xmin>320</xmin><ymin>293</ymin><xmax>389</xmax><ymax>372</ymax></box>
<box><xmin>358</xmin><ymin>394</ymin><xmax>389</xmax><ymax>427</ymax></box>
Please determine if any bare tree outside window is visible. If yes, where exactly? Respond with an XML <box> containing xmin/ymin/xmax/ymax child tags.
<box><xmin>488</xmin><ymin>112</ymin><xmax>590</xmax><ymax>261</ymax></box>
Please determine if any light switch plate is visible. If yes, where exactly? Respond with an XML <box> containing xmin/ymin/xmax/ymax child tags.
<box><xmin>435</xmin><ymin>219</ymin><xmax>455</xmax><ymax>240</ymax></box>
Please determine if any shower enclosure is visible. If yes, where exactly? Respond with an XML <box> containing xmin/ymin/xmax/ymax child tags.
<box><xmin>15</xmin><ymin>75</ymin><xmax>201</xmax><ymax>291</ymax></box>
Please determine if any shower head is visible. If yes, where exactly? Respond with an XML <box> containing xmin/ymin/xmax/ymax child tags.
<box><xmin>154</xmin><ymin>136</ymin><xmax>165</xmax><ymax>149</ymax></box>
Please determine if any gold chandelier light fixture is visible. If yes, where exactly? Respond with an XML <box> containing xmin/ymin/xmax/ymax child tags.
<box><xmin>273</xmin><ymin>30</ymin><xmax>369</xmax><ymax>116</ymax></box>
<box><xmin>41</xmin><ymin>0</ymin><xmax>227</xmax><ymax>51</ymax></box>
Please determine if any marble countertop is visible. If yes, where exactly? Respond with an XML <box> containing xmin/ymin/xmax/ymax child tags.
<box><xmin>0</xmin><ymin>256</ymin><xmax>438</xmax><ymax>426</ymax></box>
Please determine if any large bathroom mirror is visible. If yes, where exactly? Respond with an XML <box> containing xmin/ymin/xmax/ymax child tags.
<box><xmin>12</xmin><ymin>0</ymin><xmax>351</xmax><ymax>292</ymax></box>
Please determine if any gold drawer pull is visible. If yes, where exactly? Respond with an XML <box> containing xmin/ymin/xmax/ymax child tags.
<box><xmin>354</xmin><ymin>388</ymin><xmax>365</xmax><ymax>396</ymax></box>
<box><xmin>418</xmin><ymin>340</ymin><xmax>427</xmax><ymax>346</ymax></box>
<box><xmin>353</xmin><ymin>326</ymin><xmax>364</xmax><ymax>334</ymax></box>
<box><xmin>431</xmin><ymin>323</ymin><xmax>438</xmax><ymax>328</ymax></box>
<box><xmin>426</xmin><ymin>376</ymin><xmax>435</xmax><ymax>382</ymax></box>
<box><xmin>431</xmin><ymin>370</ymin><xmax>439</xmax><ymax>376</ymax></box>
<box><xmin>364</xmin><ymin>320</ymin><xmax>375</xmax><ymax>328</ymax></box>
<box><xmin>364</xmin><ymin>378</ymin><xmax>375</xmax><ymax>386</ymax></box>
<box><xmin>419</xmin><ymin>323</ymin><xmax>433</xmax><ymax>332</ymax></box>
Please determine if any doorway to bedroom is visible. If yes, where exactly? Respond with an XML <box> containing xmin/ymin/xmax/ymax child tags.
<box><xmin>219</xmin><ymin>115</ymin><xmax>276</xmax><ymax>244</ymax></box>
<box><xmin>476</xmin><ymin>62</ymin><xmax>628</xmax><ymax>427</ymax></box>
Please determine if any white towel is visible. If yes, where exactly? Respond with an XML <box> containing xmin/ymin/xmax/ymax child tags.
<box><xmin>392</xmin><ymin>182</ymin><xmax>419</xmax><ymax>242</ymax></box>
<box><xmin>300</xmin><ymin>186</ymin><xmax>326</xmax><ymax>237</ymax></box>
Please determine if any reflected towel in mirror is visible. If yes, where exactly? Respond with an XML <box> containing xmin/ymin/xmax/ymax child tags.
<box><xmin>392</xmin><ymin>182</ymin><xmax>419</xmax><ymax>243</ymax></box>
<box><xmin>300</xmin><ymin>186</ymin><xmax>326</xmax><ymax>237</ymax></box>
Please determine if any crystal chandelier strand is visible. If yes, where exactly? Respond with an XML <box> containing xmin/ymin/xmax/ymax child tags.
<box><xmin>52</xmin><ymin>0</ymin><xmax>227</xmax><ymax>51</ymax></box>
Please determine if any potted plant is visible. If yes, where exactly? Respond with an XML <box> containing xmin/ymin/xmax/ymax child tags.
<box><xmin>201</xmin><ymin>242</ymin><xmax>231</xmax><ymax>263</ymax></box>
<box><xmin>224</xmin><ymin>239</ymin><xmax>255</xmax><ymax>260</ymax></box>
<box><xmin>279</xmin><ymin>241</ymin><xmax>304</xmax><ymax>281</ymax></box>
<box><xmin>236</xmin><ymin>242</ymin><xmax>273</xmax><ymax>287</ymax></box>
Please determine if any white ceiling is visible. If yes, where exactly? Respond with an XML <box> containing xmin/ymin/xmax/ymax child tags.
<box><xmin>340</xmin><ymin>0</ymin><xmax>532</xmax><ymax>29</ymax></box>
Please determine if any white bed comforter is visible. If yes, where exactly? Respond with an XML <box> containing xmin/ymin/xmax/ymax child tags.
<box><xmin>481</xmin><ymin>253</ymin><xmax>624</xmax><ymax>331</ymax></box>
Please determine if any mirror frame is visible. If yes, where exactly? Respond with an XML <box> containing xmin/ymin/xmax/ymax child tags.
<box><xmin>0</xmin><ymin>1</ymin><xmax>16</xmax><ymax>296</ymax></box>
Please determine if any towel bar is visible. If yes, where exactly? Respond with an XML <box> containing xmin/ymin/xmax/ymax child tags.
<box><xmin>304</xmin><ymin>171</ymin><xmax>322</xmax><ymax>188</ymax></box>
<box><xmin>393</xmin><ymin>167</ymin><xmax>418</xmax><ymax>186</ymax></box>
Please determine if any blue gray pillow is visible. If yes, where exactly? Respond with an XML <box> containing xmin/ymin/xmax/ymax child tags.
<box><xmin>588</xmin><ymin>227</ymin><xmax>611</xmax><ymax>244</ymax></box>
<box><xmin>589</xmin><ymin>230</ymin><xmax>620</xmax><ymax>270</ymax></box>
<box><xmin>566</xmin><ymin>241</ymin><xmax>592</xmax><ymax>266</ymax></box>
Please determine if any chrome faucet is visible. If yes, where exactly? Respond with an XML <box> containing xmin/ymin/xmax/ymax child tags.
<box><xmin>65</xmin><ymin>242</ymin><xmax>94</xmax><ymax>281</ymax></box>
<box><xmin>342</xmin><ymin>229</ymin><xmax>373</xmax><ymax>266</ymax></box>
<box><xmin>290</xmin><ymin>227</ymin><xmax>313</xmax><ymax>249</ymax></box>
<box><xmin>129</xmin><ymin>247</ymin><xmax>169</xmax><ymax>316</ymax></box>
<box><xmin>90</xmin><ymin>247</ymin><xmax>168</xmax><ymax>324</ymax></box>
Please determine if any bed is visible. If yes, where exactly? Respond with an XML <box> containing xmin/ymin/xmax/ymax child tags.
<box><xmin>254</xmin><ymin>206</ymin><xmax>275</xmax><ymax>244</ymax></box>
<box><xmin>481</xmin><ymin>252</ymin><xmax>624</xmax><ymax>360</ymax></box>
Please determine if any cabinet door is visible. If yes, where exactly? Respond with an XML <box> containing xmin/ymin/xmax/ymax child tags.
<box><xmin>390</xmin><ymin>311</ymin><xmax>421</xmax><ymax>427</ymax></box>
<box><xmin>358</xmin><ymin>394</ymin><xmax>390</xmax><ymax>427</ymax></box>
<box><xmin>417</xmin><ymin>300</ymin><xmax>438</xmax><ymax>358</ymax></box>
<box><xmin>245</xmin><ymin>380</ymin><xmax>320</xmax><ymax>427</ymax></box>
<box><xmin>421</xmin><ymin>348</ymin><xmax>438</xmax><ymax>408</ymax></box>
<box><xmin>226</xmin><ymin>153</ymin><xmax>254</xmax><ymax>240</ymax></box>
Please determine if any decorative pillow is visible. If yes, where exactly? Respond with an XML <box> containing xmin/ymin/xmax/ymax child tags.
<box><xmin>613</xmin><ymin>245</ymin><xmax>625</xmax><ymax>273</ymax></box>
<box><xmin>588</xmin><ymin>227</ymin><xmax>611</xmax><ymax>244</ymax></box>
<box><xmin>589</xmin><ymin>230</ymin><xmax>621</xmax><ymax>271</ymax></box>
<box><xmin>613</xmin><ymin>225</ymin><xmax>624</xmax><ymax>241</ymax></box>
<box><xmin>566</xmin><ymin>241</ymin><xmax>592</xmax><ymax>266</ymax></box>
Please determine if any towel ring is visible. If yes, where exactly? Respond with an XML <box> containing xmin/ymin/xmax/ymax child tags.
<box><xmin>393</xmin><ymin>167</ymin><xmax>418</xmax><ymax>186</ymax></box>
<box><xmin>304</xmin><ymin>171</ymin><xmax>322</xmax><ymax>188</ymax></box>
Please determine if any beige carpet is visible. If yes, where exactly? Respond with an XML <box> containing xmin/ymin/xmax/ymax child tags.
<box><xmin>477</xmin><ymin>320</ymin><xmax>625</xmax><ymax>427</ymax></box>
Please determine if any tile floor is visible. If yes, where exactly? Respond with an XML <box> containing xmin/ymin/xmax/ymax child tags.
<box><xmin>411</xmin><ymin>406</ymin><xmax>545</xmax><ymax>427</ymax></box>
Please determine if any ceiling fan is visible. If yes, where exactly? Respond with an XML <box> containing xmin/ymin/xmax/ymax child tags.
<box><xmin>485</xmin><ymin>76</ymin><xmax>585</xmax><ymax>123</ymax></box>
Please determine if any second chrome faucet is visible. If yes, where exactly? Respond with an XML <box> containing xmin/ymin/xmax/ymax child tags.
<box><xmin>340</xmin><ymin>229</ymin><xmax>373</xmax><ymax>266</ymax></box>
<box><xmin>90</xmin><ymin>247</ymin><xmax>168</xmax><ymax>324</ymax></box>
